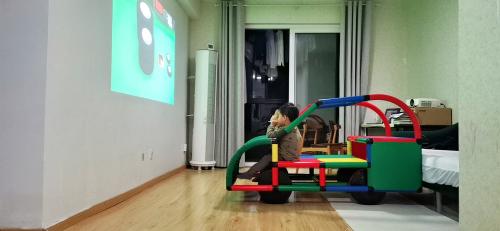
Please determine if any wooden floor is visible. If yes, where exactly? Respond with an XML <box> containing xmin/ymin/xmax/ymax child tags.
<box><xmin>65</xmin><ymin>169</ymin><xmax>352</xmax><ymax>231</ymax></box>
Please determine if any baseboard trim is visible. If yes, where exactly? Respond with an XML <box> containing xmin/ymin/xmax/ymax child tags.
<box><xmin>0</xmin><ymin>229</ymin><xmax>44</xmax><ymax>231</ymax></box>
<box><xmin>46</xmin><ymin>165</ymin><xmax>185</xmax><ymax>231</ymax></box>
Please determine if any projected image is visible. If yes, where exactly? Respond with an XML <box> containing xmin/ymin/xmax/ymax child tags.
<box><xmin>112</xmin><ymin>0</ymin><xmax>175</xmax><ymax>104</ymax></box>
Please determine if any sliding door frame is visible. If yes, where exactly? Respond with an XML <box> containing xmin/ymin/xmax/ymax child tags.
<box><xmin>289</xmin><ymin>25</ymin><xmax>343</xmax><ymax>103</ymax></box>
<box><xmin>245</xmin><ymin>24</ymin><xmax>344</xmax><ymax>101</ymax></box>
<box><xmin>246</xmin><ymin>23</ymin><xmax>345</xmax><ymax>140</ymax></box>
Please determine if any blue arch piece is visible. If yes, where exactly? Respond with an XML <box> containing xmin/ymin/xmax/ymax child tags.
<box><xmin>318</xmin><ymin>96</ymin><xmax>366</xmax><ymax>109</ymax></box>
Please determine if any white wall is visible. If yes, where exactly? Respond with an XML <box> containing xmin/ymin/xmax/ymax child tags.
<box><xmin>366</xmin><ymin>0</ymin><xmax>409</xmax><ymax>121</ymax></box>
<box><xmin>406</xmin><ymin>0</ymin><xmax>458</xmax><ymax>122</ymax></box>
<box><xmin>189</xmin><ymin>0</ymin><xmax>220</xmax><ymax>75</ymax></box>
<box><xmin>458</xmin><ymin>0</ymin><xmax>500</xmax><ymax>229</ymax></box>
<box><xmin>178</xmin><ymin>0</ymin><xmax>201</xmax><ymax>19</ymax></box>
<box><xmin>189</xmin><ymin>1</ymin><xmax>343</xmax><ymax>102</ymax></box>
<box><xmin>368</xmin><ymin>0</ymin><xmax>458</xmax><ymax>123</ymax></box>
<box><xmin>0</xmin><ymin>0</ymin><xmax>47</xmax><ymax>228</ymax></box>
<box><xmin>42</xmin><ymin>0</ymin><xmax>188</xmax><ymax>227</ymax></box>
<box><xmin>187</xmin><ymin>0</ymin><xmax>219</xmax><ymax>160</ymax></box>
<box><xmin>246</xmin><ymin>5</ymin><xmax>342</xmax><ymax>24</ymax></box>
<box><xmin>245</xmin><ymin>0</ymin><xmax>343</xmax><ymax>24</ymax></box>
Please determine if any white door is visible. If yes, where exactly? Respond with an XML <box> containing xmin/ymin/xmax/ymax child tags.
<box><xmin>289</xmin><ymin>26</ymin><xmax>343</xmax><ymax>125</ymax></box>
<box><xmin>245</xmin><ymin>24</ymin><xmax>345</xmax><ymax>140</ymax></box>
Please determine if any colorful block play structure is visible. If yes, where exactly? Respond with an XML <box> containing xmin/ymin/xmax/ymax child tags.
<box><xmin>226</xmin><ymin>94</ymin><xmax>422</xmax><ymax>204</ymax></box>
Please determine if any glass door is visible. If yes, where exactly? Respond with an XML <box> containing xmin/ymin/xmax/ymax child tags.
<box><xmin>292</xmin><ymin>32</ymin><xmax>341</xmax><ymax>123</ymax></box>
<box><xmin>244</xmin><ymin>29</ymin><xmax>290</xmax><ymax>162</ymax></box>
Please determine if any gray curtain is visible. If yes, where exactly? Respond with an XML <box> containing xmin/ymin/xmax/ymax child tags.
<box><xmin>215</xmin><ymin>0</ymin><xmax>245</xmax><ymax>167</ymax></box>
<box><xmin>341</xmin><ymin>0</ymin><xmax>373</xmax><ymax>140</ymax></box>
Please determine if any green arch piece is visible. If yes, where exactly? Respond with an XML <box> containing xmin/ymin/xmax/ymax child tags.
<box><xmin>226</xmin><ymin>103</ymin><xmax>319</xmax><ymax>188</ymax></box>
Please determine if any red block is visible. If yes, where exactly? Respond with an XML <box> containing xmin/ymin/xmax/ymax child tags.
<box><xmin>348</xmin><ymin>136</ymin><xmax>416</xmax><ymax>143</ymax></box>
<box><xmin>272</xmin><ymin>167</ymin><xmax>278</xmax><ymax>186</ymax></box>
<box><xmin>278</xmin><ymin>161</ymin><xmax>320</xmax><ymax>168</ymax></box>
<box><xmin>352</xmin><ymin>142</ymin><xmax>367</xmax><ymax>160</ymax></box>
<box><xmin>372</xmin><ymin>136</ymin><xmax>416</xmax><ymax>143</ymax></box>
<box><xmin>231</xmin><ymin>185</ymin><xmax>273</xmax><ymax>191</ymax></box>
<box><xmin>319</xmin><ymin>168</ymin><xmax>326</xmax><ymax>187</ymax></box>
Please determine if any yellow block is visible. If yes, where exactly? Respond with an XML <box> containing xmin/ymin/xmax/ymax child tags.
<box><xmin>272</xmin><ymin>143</ymin><xmax>278</xmax><ymax>162</ymax></box>
<box><xmin>318</xmin><ymin>158</ymin><xmax>366</xmax><ymax>163</ymax></box>
<box><xmin>347</xmin><ymin>141</ymin><xmax>352</xmax><ymax>154</ymax></box>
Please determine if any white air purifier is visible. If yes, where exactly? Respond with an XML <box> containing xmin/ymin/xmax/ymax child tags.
<box><xmin>190</xmin><ymin>50</ymin><xmax>217</xmax><ymax>170</ymax></box>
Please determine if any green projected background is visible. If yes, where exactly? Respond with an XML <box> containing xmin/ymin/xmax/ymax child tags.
<box><xmin>112</xmin><ymin>0</ymin><xmax>175</xmax><ymax>104</ymax></box>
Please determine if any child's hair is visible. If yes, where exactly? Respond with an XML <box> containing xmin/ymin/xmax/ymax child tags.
<box><xmin>278</xmin><ymin>103</ymin><xmax>299</xmax><ymax>122</ymax></box>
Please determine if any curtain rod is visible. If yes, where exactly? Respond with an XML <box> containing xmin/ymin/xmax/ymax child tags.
<box><xmin>237</xmin><ymin>4</ymin><xmax>344</xmax><ymax>7</ymax></box>
<box><xmin>216</xmin><ymin>1</ymin><xmax>373</xmax><ymax>7</ymax></box>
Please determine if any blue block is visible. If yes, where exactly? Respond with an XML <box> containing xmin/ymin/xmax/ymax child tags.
<box><xmin>299</xmin><ymin>155</ymin><xmax>316</xmax><ymax>159</ymax></box>
<box><xmin>318</xmin><ymin>96</ymin><xmax>366</xmax><ymax>109</ymax></box>
<box><xmin>325</xmin><ymin>185</ymin><xmax>369</xmax><ymax>192</ymax></box>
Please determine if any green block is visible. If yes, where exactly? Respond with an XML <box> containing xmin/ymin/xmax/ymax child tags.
<box><xmin>324</xmin><ymin>161</ymin><xmax>368</xmax><ymax>169</ymax></box>
<box><xmin>368</xmin><ymin>142</ymin><xmax>422</xmax><ymax>191</ymax></box>
<box><xmin>291</xmin><ymin>182</ymin><xmax>349</xmax><ymax>187</ymax></box>
<box><xmin>355</xmin><ymin>138</ymin><xmax>372</xmax><ymax>144</ymax></box>
<box><xmin>290</xmin><ymin>182</ymin><xmax>319</xmax><ymax>186</ymax></box>
<box><xmin>326</xmin><ymin>182</ymin><xmax>349</xmax><ymax>186</ymax></box>
<box><xmin>279</xmin><ymin>185</ymin><xmax>320</xmax><ymax>192</ymax></box>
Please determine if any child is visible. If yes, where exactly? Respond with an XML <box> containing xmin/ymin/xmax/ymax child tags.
<box><xmin>236</xmin><ymin>103</ymin><xmax>302</xmax><ymax>181</ymax></box>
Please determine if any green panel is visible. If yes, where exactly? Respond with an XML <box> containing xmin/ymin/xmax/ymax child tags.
<box><xmin>226</xmin><ymin>135</ymin><xmax>271</xmax><ymax>187</ymax></box>
<box><xmin>368</xmin><ymin>142</ymin><xmax>422</xmax><ymax>191</ymax></box>
<box><xmin>324</xmin><ymin>162</ymin><xmax>368</xmax><ymax>168</ymax></box>
<box><xmin>279</xmin><ymin>185</ymin><xmax>320</xmax><ymax>192</ymax></box>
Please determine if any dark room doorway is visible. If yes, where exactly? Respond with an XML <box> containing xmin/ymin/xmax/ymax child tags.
<box><xmin>244</xmin><ymin>29</ymin><xmax>290</xmax><ymax>162</ymax></box>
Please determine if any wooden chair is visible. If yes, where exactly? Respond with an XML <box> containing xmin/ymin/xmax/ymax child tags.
<box><xmin>300</xmin><ymin>115</ymin><xmax>327</xmax><ymax>147</ymax></box>
<box><xmin>301</xmin><ymin>120</ymin><xmax>346</xmax><ymax>155</ymax></box>
<box><xmin>296</xmin><ymin>119</ymin><xmax>346</xmax><ymax>174</ymax></box>
<box><xmin>295</xmin><ymin>120</ymin><xmax>347</xmax><ymax>175</ymax></box>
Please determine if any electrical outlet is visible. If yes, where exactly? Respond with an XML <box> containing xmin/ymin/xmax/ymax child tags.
<box><xmin>183</xmin><ymin>143</ymin><xmax>187</xmax><ymax>152</ymax></box>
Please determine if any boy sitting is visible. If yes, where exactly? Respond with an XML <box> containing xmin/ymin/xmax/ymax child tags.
<box><xmin>236</xmin><ymin>103</ymin><xmax>302</xmax><ymax>183</ymax></box>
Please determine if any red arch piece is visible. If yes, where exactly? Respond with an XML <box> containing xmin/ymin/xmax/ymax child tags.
<box><xmin>369</xmin><ymin>94</ymin><xmax>422</xmax><ymax>139</ymax></box>
<box><xmin>356</xmin><ymin>102</ymin><xmax>392</xmax><ymax>136</ymax></box>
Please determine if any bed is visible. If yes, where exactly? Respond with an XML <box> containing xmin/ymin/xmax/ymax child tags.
<box><xmin>422</xmin><ymin>148</ymin><xmax>459</xmax><ymax>187</ymax></box>
<box><xmin>393</xmin><ymin>124</ymin><xmax>459</xmax><ymax>213</ymax></box>
<box><xmin>422</xmin><ymin>148</ymin><xmax>459</xmax><ymax>213</ymax></box>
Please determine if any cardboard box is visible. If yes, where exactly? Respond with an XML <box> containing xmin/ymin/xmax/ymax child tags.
<box><xmin>411</xmin><ymin>107</ymin><xmax>452</xmax><ymax>126</ymax></box>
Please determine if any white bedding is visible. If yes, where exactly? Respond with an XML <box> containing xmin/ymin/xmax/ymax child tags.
<box><xmin>422</xmin><ymin>149</ymin><xmax>459</xmax><ymax>187</ymax></box>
